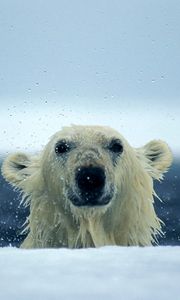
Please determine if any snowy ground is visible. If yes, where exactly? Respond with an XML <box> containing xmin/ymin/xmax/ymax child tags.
<box><xmin>0</xmin><ymin>246</ymin><xmax>180</xmax><ymax>300</ymax></box>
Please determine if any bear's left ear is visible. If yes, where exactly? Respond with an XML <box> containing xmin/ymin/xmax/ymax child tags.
<box><xmin>136</xmin><ymin>140</ymin><xmax>173</xmax><ymax>180</ymax></box>
<box><xmin>1</xmin><ymin>152</ymin><xmax>37</xmax><ymax>187</ymax></box>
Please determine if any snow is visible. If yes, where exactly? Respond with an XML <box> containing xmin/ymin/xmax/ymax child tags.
<box><xmin>0</xmin><ymin>246</ymin><xmax>180</xmax><ymax>300</ymax></box>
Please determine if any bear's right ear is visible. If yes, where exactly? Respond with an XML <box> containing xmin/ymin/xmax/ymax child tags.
<box><xmin>1</xmin><ymin>152</ymin><xmax>34</xmax><ymax>187</ymax></box>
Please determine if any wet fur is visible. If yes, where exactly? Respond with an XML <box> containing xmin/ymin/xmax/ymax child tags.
<box><xmin>2</xmin><ymin>125</ymin><xmax>173</xmax><ymax>248</ymax></box>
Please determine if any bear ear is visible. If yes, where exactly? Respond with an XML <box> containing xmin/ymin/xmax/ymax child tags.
<box><xmin>1</xmin><ymin>152</ymin><xmax>34</xmax><ymax>187</ymax></box>
<box><xmin>137</xmin><ymin>140</ymin><xmax>173</xmax><ymax>180</ymax></box>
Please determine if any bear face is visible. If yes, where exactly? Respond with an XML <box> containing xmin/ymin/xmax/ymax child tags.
<box><xmin>2</xmin><ymin>125</ymin><xmax>173</xmax><ymax>248</ymax></box>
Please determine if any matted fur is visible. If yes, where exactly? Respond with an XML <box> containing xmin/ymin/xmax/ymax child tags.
<box><xmin>2</xmin><ymin>125</ymin><xmax>173</xmax><ymax>248</ymax></box>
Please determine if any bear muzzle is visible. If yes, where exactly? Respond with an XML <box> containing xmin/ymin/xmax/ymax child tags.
<box><xmin>67</xmin><ymin>166</ymin><xmax>113</xmax><ymax>207</ymax></box>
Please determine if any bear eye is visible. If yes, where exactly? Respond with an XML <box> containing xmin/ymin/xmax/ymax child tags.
<box><xmin>108</xmin><ymin>139</ymin><xmax>123</xmax><ymax>154</ymax></box>
<box><xmin>55</xmin><ymin>140</ymin><xmax>71</xmax><ymax>155</ymax></box>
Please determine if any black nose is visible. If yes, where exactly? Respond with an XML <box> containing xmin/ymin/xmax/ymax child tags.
<box><xmin>75</xmin><ymin>166</ymin><xmax>105</xmax><ymax>197</ymax></box>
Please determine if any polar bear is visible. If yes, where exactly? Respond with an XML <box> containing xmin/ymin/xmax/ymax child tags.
<box><xmin>2</xmin><ymin>125</ymin><xmax>172</xmax><ymax>248</ymax></box>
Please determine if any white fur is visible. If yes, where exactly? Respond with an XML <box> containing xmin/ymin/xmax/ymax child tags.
<box><xmin>2</xmin><ymin>125</ymin><xmax>173</xmax><ymax>248</ymax></box>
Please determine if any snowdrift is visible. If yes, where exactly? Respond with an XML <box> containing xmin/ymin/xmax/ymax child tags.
<box><xmin>0</xmin><ymin>246</ymin><xmax>179</xmax><ymax>300</ymax></box>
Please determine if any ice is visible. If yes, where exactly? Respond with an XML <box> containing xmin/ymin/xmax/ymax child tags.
<box><xmin>0</xmin><ymin>246</ymin><xmax>180</xmax><ymax>300</ymax></box>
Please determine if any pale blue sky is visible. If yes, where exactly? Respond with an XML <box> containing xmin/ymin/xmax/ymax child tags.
<box><xmin>0</xmin><ymin>0</ymin><xmax>179</xmax><ymax>153</ymax></box>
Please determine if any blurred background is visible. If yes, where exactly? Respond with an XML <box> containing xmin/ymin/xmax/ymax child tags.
<box><xmin>0</xmin><ymin>0</ymin><xmax>179</xmax><ymax>246</ymax></box>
